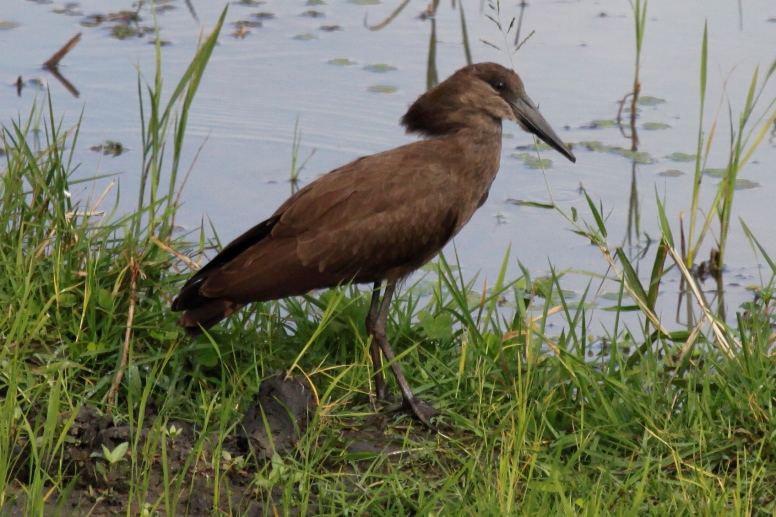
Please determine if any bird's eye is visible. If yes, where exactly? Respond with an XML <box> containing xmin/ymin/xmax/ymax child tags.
<box><xmin>492</xmin><ymin>79</ymin><xmax>506</xmax><ymax>92</ymax></box>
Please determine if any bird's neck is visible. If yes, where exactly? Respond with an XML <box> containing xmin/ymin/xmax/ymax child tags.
<box><xmin>448</xmin><ymin>123</ymin><xmax>504</xmax><ymax>172</ymax></box>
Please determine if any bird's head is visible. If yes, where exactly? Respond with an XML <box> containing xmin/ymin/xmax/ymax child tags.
<box><xmin>401</xmin><ymin>62</ymin><xmax>576</xmax><ymax>163</ymax></box>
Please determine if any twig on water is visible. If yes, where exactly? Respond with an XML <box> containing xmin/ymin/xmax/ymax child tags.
<box><xmin>43</xmin><ymin>32</ymin><xmax>82</xmax><ymax>69</ymax></box>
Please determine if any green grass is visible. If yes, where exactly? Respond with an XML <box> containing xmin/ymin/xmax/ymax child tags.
<box><xmin>2</xmin><ymin>8</ymin><xmax>776</xmax><ymax>517</ymax></box>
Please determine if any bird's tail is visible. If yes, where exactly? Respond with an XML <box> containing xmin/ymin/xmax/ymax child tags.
<box><xmin>177</xmin><ymin>300</ymin><xmax>244</xmax><ymax>337</ymax></box>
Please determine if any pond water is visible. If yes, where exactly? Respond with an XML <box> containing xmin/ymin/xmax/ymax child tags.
<box><xmin>2</xmin><ymin>0</ymin><xmax>776</xmax><ymax>337</ymax></box>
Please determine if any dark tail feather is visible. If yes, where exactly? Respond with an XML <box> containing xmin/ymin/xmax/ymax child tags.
<box><xmin>178</xmin><ymin>300</ymin><xmax>244</xmax><ymax>337</ymax></box>
<box><xmin>171</xmin><ymin>216</ymin><xmax>280</xmax><ymax>336</ymax></box>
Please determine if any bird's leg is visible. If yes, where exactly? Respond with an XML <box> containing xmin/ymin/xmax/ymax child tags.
<box><xmin>372</xmin><ymin>279</ymin><xmax>438</xmax><ymax>430</ymax></box>
<box><xmin>365</xmin><ymin>281</ymin><xmax>386</xmax><ymax>401</ymax></box>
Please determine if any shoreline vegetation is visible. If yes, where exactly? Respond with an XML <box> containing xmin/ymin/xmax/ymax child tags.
<box><xmin>2</xmin><ymin>6</ymin><xmax>776</xmax><ymax>515</ymax></box>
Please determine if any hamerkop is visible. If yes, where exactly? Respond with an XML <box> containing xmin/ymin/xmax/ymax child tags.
<box><xmin>172</xmin><ymin>62</ymin><xmax>576</xmax><ymax>428</ymax></box>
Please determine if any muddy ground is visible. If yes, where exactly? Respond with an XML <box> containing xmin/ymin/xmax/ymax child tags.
<box><xmin>3</xmin><ymin>374</ymin><xmax>419</xmax><ymax>516</ymax></box>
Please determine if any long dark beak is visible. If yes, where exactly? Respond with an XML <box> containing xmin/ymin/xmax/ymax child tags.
<box><xmin>511</xmin><ymin>95</ymin><xmax>576</xmax><ymax>163</ymax></box>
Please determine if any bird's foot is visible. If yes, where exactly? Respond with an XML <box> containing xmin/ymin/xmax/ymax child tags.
<box><xmin>374</xmin><ymin>393</ymin><xmax>439</xmax><ymax>431</ymax></box>
<box><xmin>402</xmin><ymin>397</ymin><xmax>439</xmax><ymax>431</ymax></box>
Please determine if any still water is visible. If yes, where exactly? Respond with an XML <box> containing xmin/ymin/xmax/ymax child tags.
<box><xmin>2</xmin><ymin>0</ymin><xmax>776</xmax><ymax>335</ymax></box>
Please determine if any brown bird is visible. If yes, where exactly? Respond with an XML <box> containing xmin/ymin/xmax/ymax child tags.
<box><xmin>172</xmin><ymin>62</ymin><xmax>575</xmax><ymax>428</ymax></box>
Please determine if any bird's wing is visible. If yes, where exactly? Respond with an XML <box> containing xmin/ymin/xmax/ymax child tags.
<box><xmin>200</xmin><ymin>141</ymin><xmax>467</xmax><ymax>300</ymax></box>
<box><xmin>279</xmin><ymin>146</ymin><xmax>462</xmax><ymax>269</ymax></box>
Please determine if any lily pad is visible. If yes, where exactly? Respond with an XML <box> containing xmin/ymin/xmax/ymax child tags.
<box><xmin>703</xmin><ymin>167</ymin><xmax>726</xmax><ymax>178</ymax></box>
<box><xmin>368</xmin><ymin>84</ymin><xmax>397</xmax><ymax>93</ymax></box>
<box><xmin>328</xmin><ymin>58</ymin><xmax>356</xmax><ymax>66</ymax></box>
<box><xmin>638</xmin><ymin>96</ymin><xmax>666</xmax><ymax>106</ymax></box>
<box><xmin>666</xmin><ymin>151</ymin><xmax>696</xmax><ymax>162</ymax></box>
<box><xmin>350</xmin><ymin>0</ymin><xmax>380</xmax><ymax>4</ymax></box>
<box><xmin>735</xmin><ymin>179</ymin><xmax>759</xmax><ymax>190</ymax></box>
<box><xmin>53</xmin><ymin>4</ymin><xmax>82</xmax><ymax>16</ymax></box>
<box><xmin>609</xmin><ymin>147</ymin><xmax>655</xmax><ymax>164</ymax></box>
<box><xmin>642</xmin><ymin>122</ymin><xmax>671</xmax><ymax>130</ymax></box>
<box><xmin>233</xmin><ymin>19</ymin><xmax>263</xmax><ymax>28</ymax></box>
<box><xmin>581</xmin><ymin>140</ymin><xmax>608</xmax><ymax>152</ymax></box>
<box><xmin>514</xmin><ymin>142</ymin><xmax>553</xmax><ymax>152</ymax></box>
<box><xmin>0</xmin><ymin>21</ymin><xmax>20</xmax><ymax>30</ymax></box>
<box><xmin>659</xmin><ymin>169</ymin><xmax>684</xmax><ymax>177</ymax></box>
<box><xmin>579</xmin><ymin>141</ymin><xmax>654</xmax><ymax>163</ymax></box>
<box><xmin>294</xmin><ymin>33</ymin><xmax>318</xmax><ymax>40</ymax></box>
<box><xmin>510</xmin><ymin>152</ymin><xmax>552</xmax><ymax>169</ymax></box>
<box><xmin>364</xmin><ymin>63</ymin><xmax>397</xmax><ymax>73</ymax></box>
<box><xmin>585</xmin><ymin>119</ymin><xmax>616</xmax><ymax>129</ymax></box>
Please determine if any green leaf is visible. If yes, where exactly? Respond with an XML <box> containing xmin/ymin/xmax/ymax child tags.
<box><xmin>59</xmin><ymin>292</ymin><xmax>77</xmax><ymax>308</ymax></box>
<box><xmin>666</xmin><ymin>152</ymin><xmax>697</xmax><ymax>162</ymax></box>
<box><xmin>195</xmin><ymin>344</ymin><xmax>219</xmax><ymax>368</ymax></box>
<box><xmin>328</xmin><ymin>58</ymin><xmax>357</xmax><ymax>66</ymax></box>
<box><xmin>97</xmin><ymin>288</ymin><xmax>114</xmax><ymax>309</ymax></box>
<box><xmin>364</xmin><ymin>63</ymin><xmax>397</xmax><ymax>73</ymax></box>
<box><xmin>367</xmin><ymin>85</ymin><xmax>397</xmax><ymax>93</ymax></box>
<box><xmin>418</xmin><ymin>311</ymin><xmax>454</xmax><ymax>340</ymax></box>
<box><xmin>615</xmin><ymin>248</ymin><xmax>649</xmax><ymax>307</ymax></box>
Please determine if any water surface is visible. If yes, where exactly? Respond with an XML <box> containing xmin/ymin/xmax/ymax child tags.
<box><xmin>2</xmin><ymin>0</ymin><xmax>776</xmax><ymax>335</ymax></box>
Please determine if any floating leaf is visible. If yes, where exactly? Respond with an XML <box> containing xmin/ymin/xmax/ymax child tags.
<box><xmin>364</xmin><ymin>63</ymin><xmax>397</xmax><ymax>73</ymax></box>
<box><xmin>580</xmin><ymin>140</ymin><xmax>608</xmax><ymax>152</ymax></box>
<box><xmin>642</xmin><ymin>122</ymin><xmax>671</xmax><ymax>130</ymax></box>
<box><xmin>735</xmin><ymin>179</ymin><xmax>759</xmax><ymax>190</ymax></box>
<box><xmin>514</xmin><ymin>142</ymin><xmax>553</xmax><ymax>152</ymax></box>
<box><xmin>609</xmin><ymin>147</ymin><xmax>655</xmax><ymax>164</ymax></box>
<box><xmin>666</xmin><ymin>151</ymin><xmax>696</xmax><ymax>162</ymax></box>
<box><xmin>233</xmin><ymin>19</ymin><xmax>262</xmax><ymax>28</ymax></box>
<box><xmin>703</xmin><ymin>167</ymin><xmax>726</xmax><ymax>178</ymax></box>
<box><xmin>350</xmin><ymin>0</ymin><xmax>380</xmax><ymax>4</ymax></box>
<box><xmin>510</xmin><ymin>152</ymin><xmax>552</xmax><ymax>169</ymax></box>
<box><xmin>659</xmin><ymin>169</ymin><xmax>684</xmax><ymax>177</ymax></box>
<box><xmin>328</xmin><ymin>58</ymin><xmax>356</xmax><ymax>66</ymax></box>
<box><xmin>294</xmin><ymin>33</ymin><xmax>317</xmax><ymax>40</ymax></box>
<box><xmin>0</xmin><ymin>21</ymin><xmax>20</xmax><ymax>30</ymax></box>
<box><xmin>638</xmin><ymin>96</ymin><xmax>666</xmax><ymax>106</ymax></box>
<box><xmin>368</xmin><ymin>84</ymin><xmax>396</xmax><ymax>93</ymax></box>
<box><xmin>584</xmin><ymin>119</ymin><xmax>616</xmax><ymax>129</ymax></box>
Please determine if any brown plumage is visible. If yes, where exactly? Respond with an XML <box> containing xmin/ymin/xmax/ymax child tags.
<box><xmin>172</xmin><ymin>62</ymin><xmax>576</xmax><ymax>428</ymax></box>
